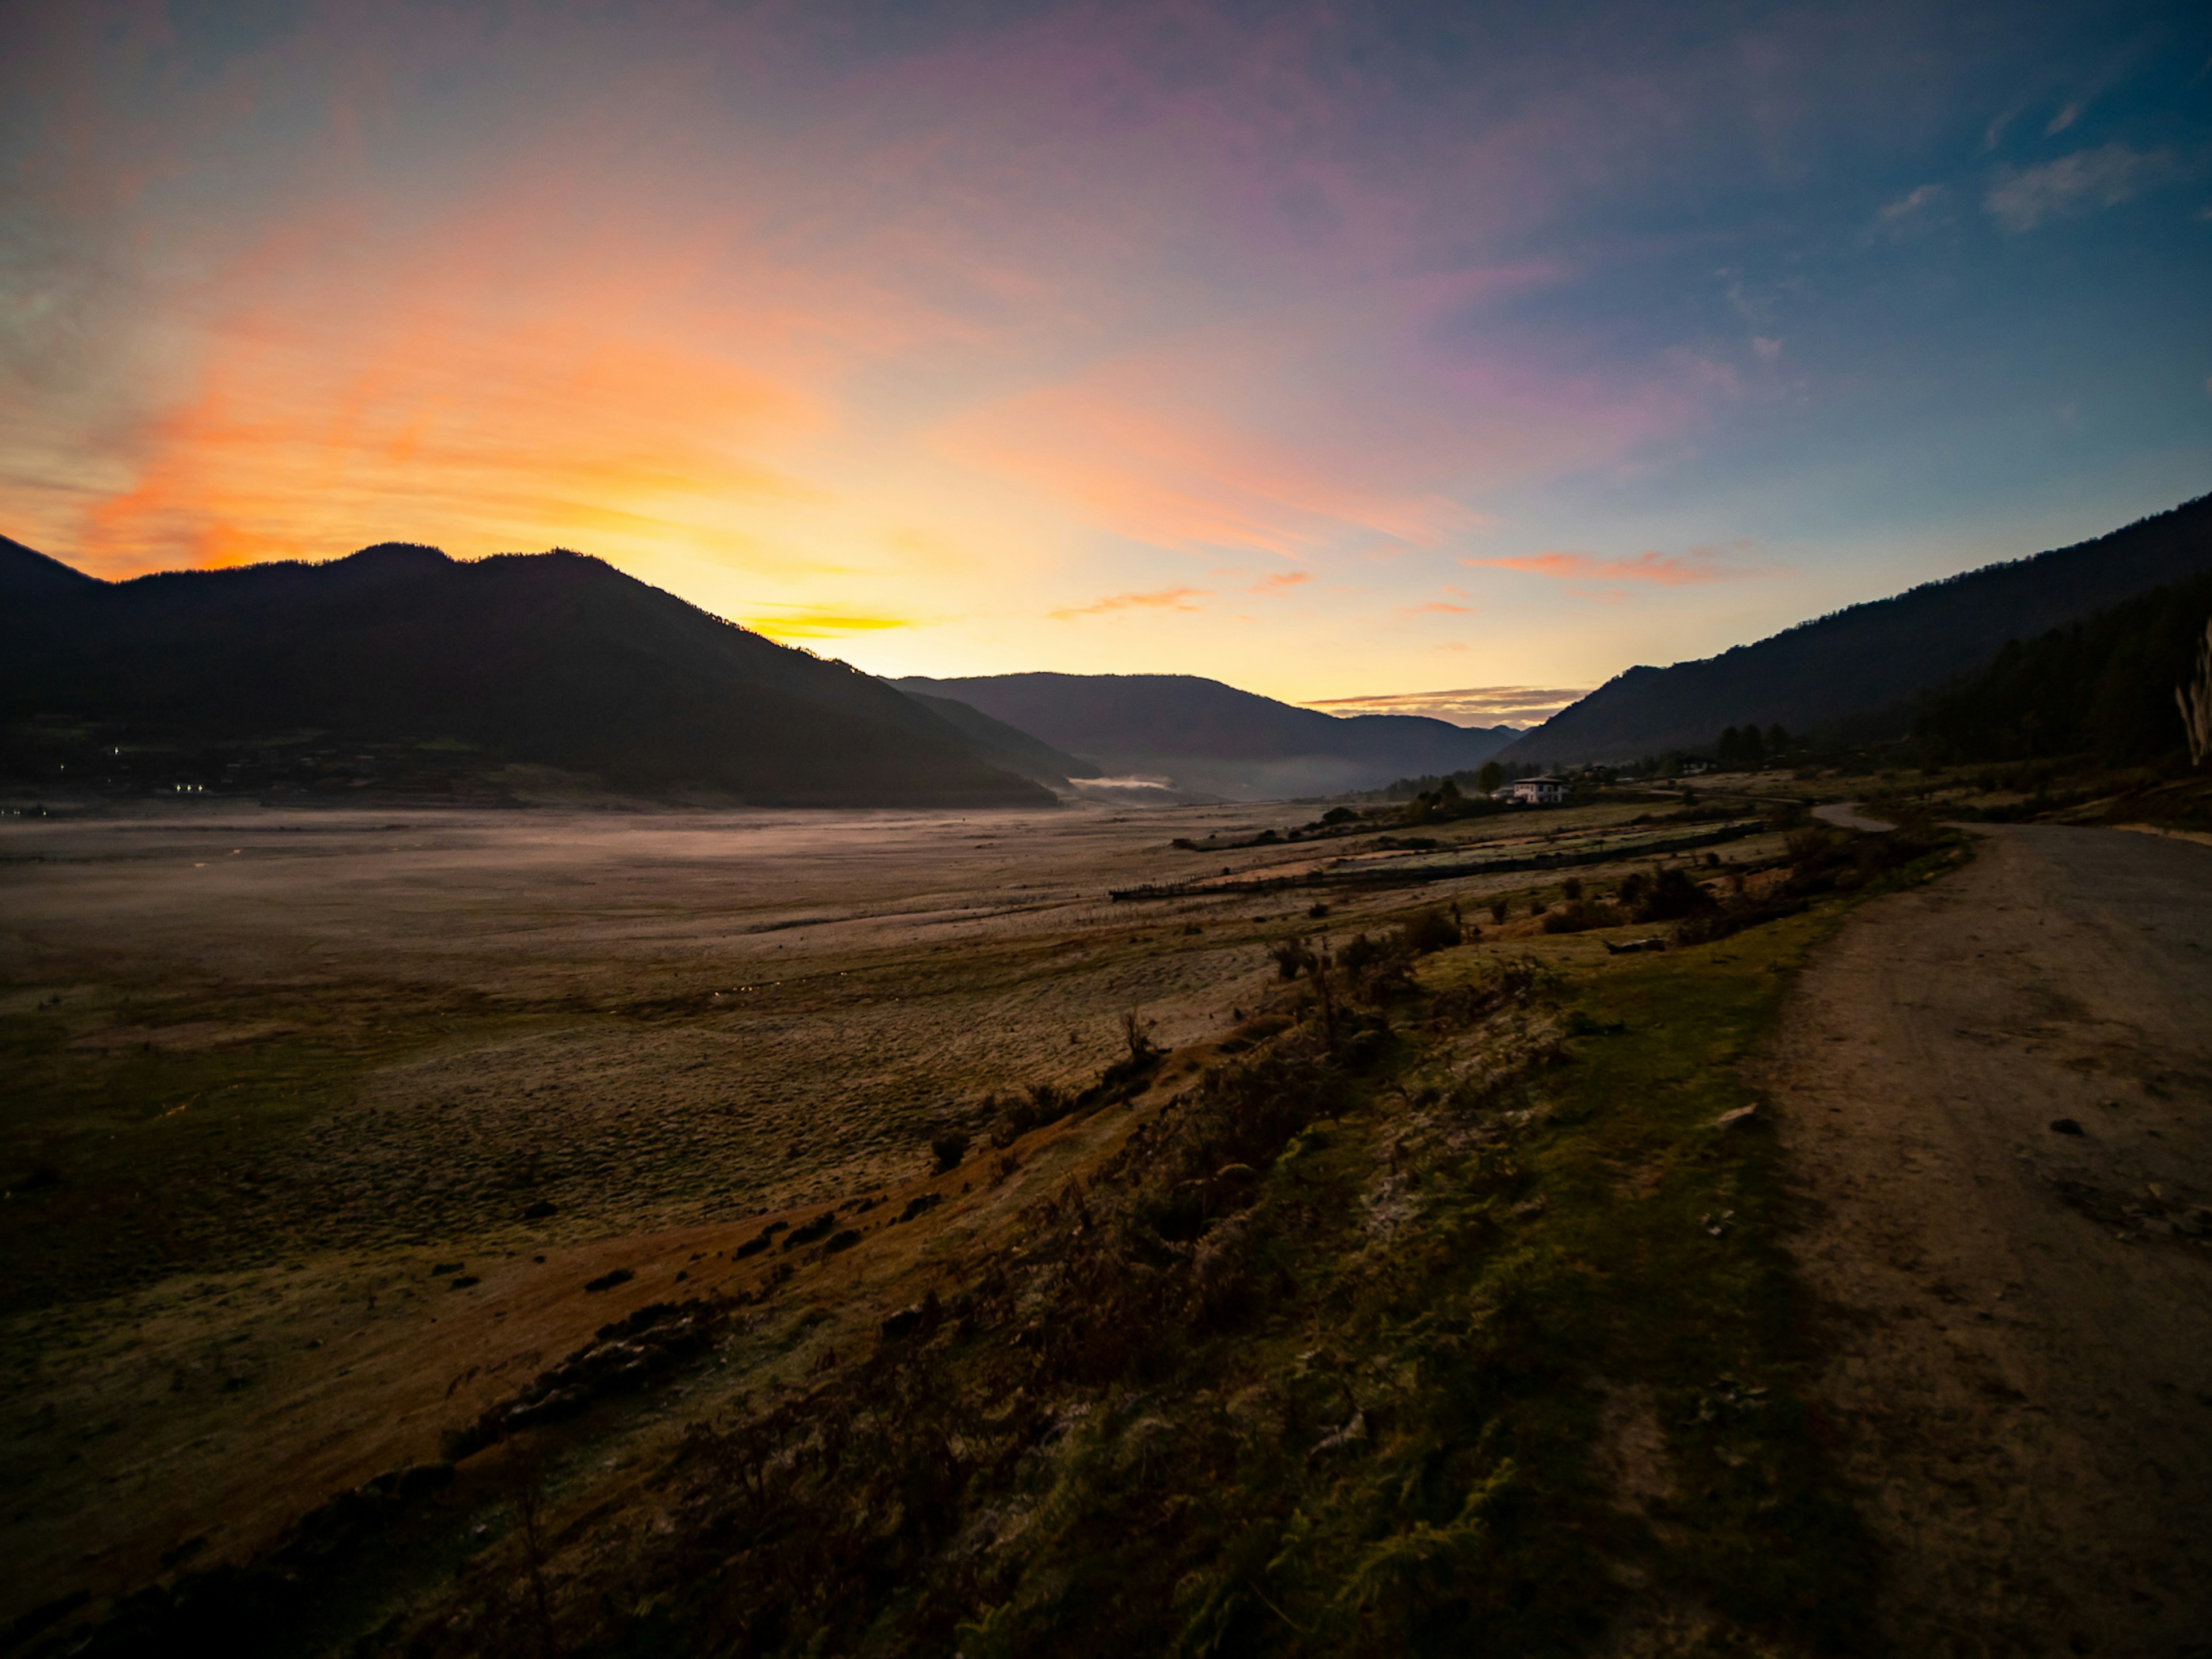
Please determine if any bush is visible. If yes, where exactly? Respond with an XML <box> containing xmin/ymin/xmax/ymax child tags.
<box><xmin>1488</xmin><ymin>897</ymin><xmax>1509</xmax><ymax>923</ymax></box>
<box><xmin>1560</xmin><ymin>877</ymin><xmax>1583</xmax><ymax>900</ymax></box>
<box><xmin>1631</xmin><ymin>866</ymin><xmax>1717</xmax><ymax>923</ymax></box>
<box><xmin>1397</xmin><ymin>906</ymin><xmax>1460</xmax><ymax>954</ymax></box>
<box><xmin>1540</xmin><ymin>902</ymin><xmax>1601</xmax><ymax>935</ymax></box>
<box><xmin>930</xmin><ymin>1130</ymin><xmax>971</xmax><ymax>1172</ymax></box>
<box><xmin>1269</xmin><ymin>937</ymin><xmax>1315</xmax><ymax>980</ymax></box>
<box><xmin>1339</xmin><ymin>931</ymin><xmax>1384</xmax><ymax>975</ymax></box>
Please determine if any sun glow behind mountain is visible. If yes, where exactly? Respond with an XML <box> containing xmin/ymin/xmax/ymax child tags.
<box><xmin>3</xmin><ymin>2</ymin><xmax>2207</xmax><ymax>706</ymax></box>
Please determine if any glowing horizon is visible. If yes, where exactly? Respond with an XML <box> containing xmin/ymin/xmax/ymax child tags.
<box><xmin>4</xmin><ymin>2</ymin><xmax>2207</xmax><ymax>710</ymax></box>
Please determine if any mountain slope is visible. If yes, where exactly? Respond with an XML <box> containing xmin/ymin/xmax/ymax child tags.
<box><xmin>1498</xmin><ymin>493</ymin><xmax>2212</xmax><ymax>766</ymax></box>
<box><xmin>895</xmin><ymin>690</ymin><xmax>1102</xmax><ymax>787</ymax></box>
<box><xmin>0</xmin><ymin>541</ymin><xmax>1048</xmax><ymax>806</ymax></box>
<box><xmin>1908</xmin><ymin>566</ymin><xmax>2212</xmax><ymax>765</ymax></box>
<box><xmin>895</xmin><ymin>672</ymin><xmax>1517</xmax><ymax>801</ymax></box>
<box><xmin>1</xmin><ymin>535</ymin><xmax>104</xmax><ymax>598</ymax></box>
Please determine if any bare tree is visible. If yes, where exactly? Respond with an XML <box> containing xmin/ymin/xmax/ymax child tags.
<box><xmin>2179</xmin><ymin>613</ymin><xmax>2212</xmax><ymax>768</ymax></box>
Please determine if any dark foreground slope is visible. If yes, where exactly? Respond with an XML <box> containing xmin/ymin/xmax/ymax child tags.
<box><xmin>899</xmin><ymin>671</ymin><xmax>1516</xmax><ymax>800</ymax></box>
<box><xmin>1499</xmin><ymin>493</ymin><xmax>2212</xmax><ymax>766</ymax></box>
<box><xmin>0</xmin><ymin>540</ymin><xmax>1047</xmax><ymax>806</ymax></box>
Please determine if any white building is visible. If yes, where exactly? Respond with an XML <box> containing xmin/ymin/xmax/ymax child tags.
<box><xmin>1506</xmin><ymin>776</ymin><xmax>1568</xmax><ymax>805</ymax></box>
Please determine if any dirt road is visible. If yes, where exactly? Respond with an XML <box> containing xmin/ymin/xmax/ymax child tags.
<box><xmin>1764</xmin><ymin>825</ymin><xmax>2212</xmax><ymax>1655</ymax></box>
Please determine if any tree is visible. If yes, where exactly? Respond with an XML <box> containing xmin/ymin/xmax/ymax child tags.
<box><xmin>1477</xmin><ymin>760</ymin><xmax>1504</xmax><ymax>794</ymax></box>
<box><xmin>2180</xmin><ymin>614</ymin><xmax>2212</xmax><ymax>767</ymax></box>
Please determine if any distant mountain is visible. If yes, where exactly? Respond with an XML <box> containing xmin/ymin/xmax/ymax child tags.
<box><xmin>1498</xmin><ymin>493</ymin><xmax>2212</xmax><ymax>767</ymax></box>
<box><xmin>0</xmin><ymin>541</ymin><xmax>1049</xmax><ymax>807</ymax></box>
<box><xmin>895</xmin><ymin>689</ymin><xmax>1103</xmax><ymax>788</ymax></box>
<box><xmin>896</xmin><ymin>672</ymin><xmax>1518</xmax><ymax>801</ymax></box>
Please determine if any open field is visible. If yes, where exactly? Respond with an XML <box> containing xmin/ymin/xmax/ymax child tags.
<box><xmin>27</xmin><ymin>793</ymin><xmax>2196</xmax><ymax>1654</ymax></box>
<box><xmin>2</xmin><ymin>794</ymin><xmax>1810</xmax><ymax>1643</ymax></box>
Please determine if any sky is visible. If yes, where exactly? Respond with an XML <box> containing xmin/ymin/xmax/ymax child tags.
<box><xmin>3</xmin><ymin>1</ymin><xmax>2209</xmax><ymax>724</ymax></box>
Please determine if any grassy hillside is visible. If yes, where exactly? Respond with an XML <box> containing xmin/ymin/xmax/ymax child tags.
<box><xmin>0</xmin><ymin>541</ymin><xmax>1047</xmax><ymax>807</ymax></box>
<box><xmin>1500</xmin><ymin>493</ymin><xmax>2212</xmax><ymax>767</ymax></box>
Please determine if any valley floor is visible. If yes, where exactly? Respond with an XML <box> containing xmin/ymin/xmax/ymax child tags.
<box><xmin>9</xmin><ymin>793</ymin><xmax>2204</xmax><ymax>1655</ymax></box>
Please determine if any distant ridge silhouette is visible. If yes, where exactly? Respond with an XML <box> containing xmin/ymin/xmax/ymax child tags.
<box><xmin>1498</xmin><ymin>493</ymin><xmax>2212</xmax><ymax>765</ymax></box>
<box><xmin>0</xmin><ymin>540</ymin><xmax>1049</xmax><ymax>806</ymax></box>
<box><xmin>897</xmin><ymin>671</ymin><xmax>1517</xmax><ymax>800</ymax></box>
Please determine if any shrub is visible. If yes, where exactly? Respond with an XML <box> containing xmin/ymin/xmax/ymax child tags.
<box><xmin>1488</xmin><ymin>897</ymin><xmax>1509</xmax><ymax>923</ymax></box>
<box><xmin>930</xmin><ymin>1130</ymin><xmax>971</xmax><ymax>1172</ymax></box>
<box><xmin>1560</xmin><ymin>877</ymin><xmax>1583</xmax><ymax>900</ymax></box>
<box><xmin>1397</xmin><ymin>906</ymin><xmax>1461</xmax><ymax>954</ymax></box>
<box><xmin>1340</xmin><ymin>930</ymin><xmax>1415</xmax><ymax>998</ymax></box>
<box><xmin>1540</xmin><ymin>902</ymin><xmax>1600</xmax><ymax>934</ymax></box>
<box><xmin>1631</xmin><ymin>866</ymin><xmax>1717</xmax><ymax>923</ymax></box>
<box><xmin>1339</xmin><ymin>931</ymin><xmax>1384</xmax><ymax>975</ymax></box>
<box><xmin>1120</xmin><ymin>1010</ymin><xmax>1159</xmax><ymax>1061</ymax></box>
<box><xmin>1270</xmin><ymin>937</ymin><xmax>1315</xmax><ymax>979</ymax></box>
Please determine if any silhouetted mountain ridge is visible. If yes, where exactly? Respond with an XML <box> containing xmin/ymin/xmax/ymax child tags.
<box><xmin>1499</xmin><ymin>493</ymin><xmax>2212</xmax><ymax>766</ymax></box>
<box><xmin>0</xmin><ymin>541</ymin><xmax>1049</xmax><ymax>806</ymax></box>
<box><xmin>897</xmin><ymin>672</ymin><xmax>1517</xmax><ymax>800</ymax></box>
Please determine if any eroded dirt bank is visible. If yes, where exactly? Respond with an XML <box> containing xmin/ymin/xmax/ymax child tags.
<box><xmin>1763</xmin><ymin>825</ymin><xmax>2212</xmax><ymax>1654</ymax></box>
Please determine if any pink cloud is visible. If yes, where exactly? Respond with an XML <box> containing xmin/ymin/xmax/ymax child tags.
<box><xmin>1468</xmin><ymin>546</ymin><xmax>1751</xmax><ymax>587</ymax></box>
<box><xmin>1047</xmin><ymin>585</ymin><xmax>1212</xmax><ymax>620</ymax></box>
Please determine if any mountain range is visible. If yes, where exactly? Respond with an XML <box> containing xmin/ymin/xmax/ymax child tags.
<box><xmin>1498</xmin><ymin>493</ymin><xmax>2212</xmax><ymax>767</ymax></box>
<box><xmin>0</xmin><ymin>540</ymin><xmax>1053</xmax><ymax>807</ymax></box>
<box><xmin>11</xmin><ymin>487</ymin><xmax>2207</xmax><ymax>809</ymax></box>
<box><xmin>895</xmin><ymin>672</ymin><xmax>1518</xmax><ymax>801</ymax></box>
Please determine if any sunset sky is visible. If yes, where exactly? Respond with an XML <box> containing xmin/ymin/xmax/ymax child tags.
<box><xmin>4</xmin><ymin>1</ymin><xmax>2209</xmax><ymax>721</ymax></box>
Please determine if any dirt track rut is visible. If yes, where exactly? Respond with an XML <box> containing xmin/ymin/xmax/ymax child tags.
<box><xmin>1764</xmin><ymin>825</ymin><xmax>2212</xmax><ymax>1656</ymax></box>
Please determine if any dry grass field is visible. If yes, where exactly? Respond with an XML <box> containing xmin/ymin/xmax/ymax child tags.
<box><xmin>6</xmin><ymin>795</ymin><xmax>1774</xmax><ymax>1642</ymax></box>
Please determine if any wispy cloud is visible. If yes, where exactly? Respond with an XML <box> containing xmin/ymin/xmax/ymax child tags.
<box><xmin>1878</xmin><ymin>183</ymin><xmax>1942</xmax><ymax>222</ymax></box>
<box><xmin>744</xmin><ymin>605</ymin><xmax>914</xmax><ymax>640</ymax></box>
<box><xmin>1466</xmin><ymin>546</ymin><xmax>1747</xmax><ymax>588</ymax></box>
<box><xmin>1249</xmin><ymin>570</ymin><xmax>1311</xmax><ymax>594</ymax></box>
<box><xmin>1985</xmin><ymin>143</ymin><xmax>2180</xmax><ymax>231</ymax></box>
<box><xmin>1047</xmin><ymin>585</ymin><xmax>1211</xmax><ymax>620</ymax></box>
<box><xmin>1303</xmin><ymin>685</ymin><xmax>1592</xmax><ymax>726</ymax></box>
<box><xmin>1399</xmin><ymin>599</ymin><xmax>1471</xmax><ymax>614</ymax></box>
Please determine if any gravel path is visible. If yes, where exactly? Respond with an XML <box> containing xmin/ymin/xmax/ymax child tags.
<box><xmin>1762</xmin><ymin>825</ymin><xmax>2212</xmax><ymax>1654</ymax></box>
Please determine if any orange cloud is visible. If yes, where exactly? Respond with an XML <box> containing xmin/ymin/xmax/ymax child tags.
<box><xmin>1048</xmin><ymin>586</ymin><xmax>1211</xmax><ymax>620</ymax></box>
<box><xmin>1250</xmin><ymin>571</ymin><xmax>1312</xmax><ymax>594</ymax></box>
<box><xmin>1400</xmin><ymin>599</ymin><xmax>1471</xmax><ymax>614</ymax></box>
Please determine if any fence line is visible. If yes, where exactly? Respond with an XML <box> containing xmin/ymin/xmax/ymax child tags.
<box><xmin>1107</xmin><ymin>820</ymin><xmax>1770</xmax><ymax>902</ymax></box>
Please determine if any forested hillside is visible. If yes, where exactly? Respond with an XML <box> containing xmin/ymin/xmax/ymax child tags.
<box><xmin>1498</xmin><ymin>494</ymin><xmax>2212</xmax><ymax>766</ymax></box>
